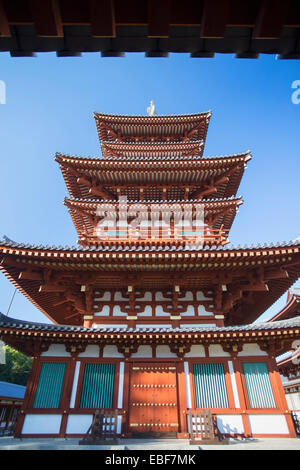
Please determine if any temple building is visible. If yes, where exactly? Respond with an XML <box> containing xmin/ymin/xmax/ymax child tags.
<box><xmin>271</xmin><ymin>289</ymin><xmax>300</xmax><ymax>430</ymax></box>
<box><xmin>0</xmin><ymin>109</ymin><xmax>300</xmax><ymax>439</ymax></box>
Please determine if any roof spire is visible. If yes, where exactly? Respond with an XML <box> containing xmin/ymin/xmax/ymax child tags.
<box><xmin>147</xmin><ymin>100</ymin><xmax>156</xmax><ymax>116</ymax></box>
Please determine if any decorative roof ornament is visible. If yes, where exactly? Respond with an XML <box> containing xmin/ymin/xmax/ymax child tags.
<box><xmin>147</xmin><ymin>100</ymin><xmax>156</xmax><ymax>116</ymax></box>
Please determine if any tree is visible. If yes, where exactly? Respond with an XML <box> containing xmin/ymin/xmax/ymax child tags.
<box><xmin>0</xmin><ymin>345</ymin><xmax>32</xmax><ymax>386</ymax></box>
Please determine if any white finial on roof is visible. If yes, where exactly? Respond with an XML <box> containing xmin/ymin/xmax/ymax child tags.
<box><xmin>147</xmin><ymin>100</ymin><xmax>156</xmax><ymax>116</ymax></box>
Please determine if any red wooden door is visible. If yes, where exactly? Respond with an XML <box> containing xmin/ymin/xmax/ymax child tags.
<box><xmin>128</xmin><ymin>363</ymin><xmax>179</xmax><ymax>434</ymax></box>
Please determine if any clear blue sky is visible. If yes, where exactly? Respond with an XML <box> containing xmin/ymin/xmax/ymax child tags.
<box><xmin>0</xmin><ymin>52</ymin><xmax>299</xmax><ymax>324</ymax></box>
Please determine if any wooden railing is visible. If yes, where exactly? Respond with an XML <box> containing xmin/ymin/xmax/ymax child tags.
<box><xmin>79</xmin><ymin>409</ymin><xmax>119</xmax><ymax>445</ymax></box>
<box><xmin>187</xmin><ymin>409</ymin><xmax>228</xmax><ymax>445</ymax></box>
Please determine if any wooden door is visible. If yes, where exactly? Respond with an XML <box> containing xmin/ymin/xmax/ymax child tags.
<box><xmin>128</xmin><ymin>363</ymin><xmax>179</xmax><ymax>435</ymax></box>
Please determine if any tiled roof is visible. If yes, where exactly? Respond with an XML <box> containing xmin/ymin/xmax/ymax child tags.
<box><xmin>1</xmin><ymin>235</ymin><xmax>299</xmax><ymax>253</ymax></box>
<box><xmin>55</xmin><ymin>150</ymin><xmax>251</xmax><ymax>163</ymax></box>
<box><xmin>1</xmin><ymin>312</ymin><xmax>300</xmax><ymax>334</ymax></box>
<box><xmin>0</xmin><ymin>380</ymin><xmax>26</xmax><ymax>400</ymax></box>
<box><xmin>65</xmin><ymin>195</ymin><xmax>243</xmax><ymax>205</ymax></box>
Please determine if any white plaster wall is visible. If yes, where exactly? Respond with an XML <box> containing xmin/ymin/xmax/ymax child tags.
<box><xmin>103</xmin><ymin>345</ymin><xmax>124</xmax><ymax>358</ymax></box>
<box><xmin>96</xmin><ymin>324</ymin><xmax>128</xmax><ymax>329</ymax></box>
<box><xmin>155</xmin><ymin>306</ymin><xmax>170</xmax><ymax>316</ymax></box>
<box><xmin>70</xmin><ymin>361</ymin><xmax>81</xmax><ymax>408</ymax></box>
<box><xmin>136</xmin><ymin>324</ymin><xmax>172</xmax><ymax>329</ymax></box>
<box><xmin>238</xmin><ymin>343</ymin><xmax>268</xmax><ymax>356</ymax></box>
<box><xmin>248</xmin><ymin>414</ymin><xmax>290</xmax><ymax>435</ymax></box>
<box><xmin>228</xmin><ymin>361</ymin><xmax>240</xmax><ymax>408</ymax></box>
<box><xmin>78</xmin><ymin>345</ymin><xmax>100</xmax><ymax>358</ymax></box>
<box><xmin>181</xmin><ymin>323</ymin><xmax>216</xmax><ymax>328</ymax></box>
<box><xmin>138</xmin><ymin>305</ymin><xmax>152</xmax><ymax>316</ymax></box>
<box><xmin>209</xmin><ymin>345</ymin><xmax>230</xmax><ymax>357</ymax></box>
<box><xmin>184</xmin><ymin>362</ymin><xmax>192</xmax><ymax>409</ymax></box>
<box><xmin>216</xmin><ymin>415</ymin><xmax>244</xmax><ymax>435</ymax></box>
<box><xmin>181</xmin><ymin>305</ymin><xmax>195</xmax><ymax>316</ymax></box>
<box><xmin>137</xmin><ymin>291</ymin><xmax>152</xmax><ymax>301</ymax></box>
<box><xmin>185</xmin><ymin>345</ymin><xmax>205</xmax><ymax>357</ymax></box>
<box><xmin>41</xmin><ymin>344</ymin><xmax>71</xmax><ymax>357</ymax></box>
<box><xmin>114</xmin><ymin>292</ymin><xmax>129</xmax><ymax>301</ymax></box>
<box><xmin>22</xmin><ymin>414</ymin><xmax>62</xmax><ymax>434</ymax></box>
<box><xmin>197</xmin><ymin>305</ymin><xmax>211</xmax><ymax>315</ymax></box>
<box><xmin>94</xmin><ymin>305</ymin><xmax>110</xmax><ymax>316</ymax></box>
<box><xmin>66</xmin><ymin>414</ymin><xmax>93</xmax><ymax>434</ymax></box>
<box><xmin>196</xmin><ymin>291</ymin><xmax>212</xmax><ymax>301</ymax></box>
<box><xmin>94</xmin><ymin>291</ymin><xmax>111</xmax><ymax>301</ymax></box>
<box><xmin>112</xmin><ymin>305</ymin><xmax>126</xmax><ymax>316</ymax></box>
<box><xmin>131</xmin><ymin>346</ymin><xmax>153</xmax><ymax>358</ymax></box>
<box><xmin>179</xmin><ymin>291</ymin><xmax>193</xmax><ymax>301</ymax></box>
<box><xmin>155</xmin><ymin>292</ymin><xmax>171</xmax><ymax>301</ymax></box>
<box><xmin>156</xmin><ymin>345</ymin><xmax>177</xmax><ymax>358</ymax></box>
<box><xmin>117</xmin><ymin>362</ymin><xmax>125</xmax><ymax>409</ymax></box>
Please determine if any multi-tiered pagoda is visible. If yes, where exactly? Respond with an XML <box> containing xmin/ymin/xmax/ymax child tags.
<box><xmin>0</xmin><ymin>108</ymin><xmax>300</xmax><ymax>439</ymax></box>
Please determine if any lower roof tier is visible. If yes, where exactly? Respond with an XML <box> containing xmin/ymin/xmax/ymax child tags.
<box><xmin>64</xmin><ymin>196</ymin><xmax>242</xmax><ymax>247</ymax></box>
<box><xmin>0</xmin><ymin>237</ymin><xmax>300</xmax><ymax>327</ymax></box>
<box><xmin>0</xmin><ymin>312</ymin><xmax>299</xmax><ymax>358</ymax></box>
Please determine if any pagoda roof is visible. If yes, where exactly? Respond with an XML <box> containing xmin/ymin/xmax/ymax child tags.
<box><xmin>94</xmin><ymin>111</ymin><xmax>212</xmax><ymax>145</ymax></box>
<box><xmin>0</xmin><ymin>236</ymin><xmax>300</xmax><ymax>326</ymax></box>
<box><xmin>277</xmin><ymin>346</ymin><xmax>300</xmax><ymax>378</ymax></box>
<box><xmin>1</xmin><ymin>312</ymin><xmax>300</xmax><ymax>357</ymax></box>
<box><xmin>64</xmin><ymin>196</ymin><xmax>242</xmax><ymax>243</ymax></box>
<box><xmin>56</xmin><ymin>152</ymin><xmax>250</xmax><ymax>202</ymax></box>
<box><xmin>101</xmin><ymin>140</ymin><xmax>204</xmax><ymax>159</ymax></box>
<box><xmin>269</xmin><ymin>288</ymin><xmax>300</xmax><ymax>322</ymax></box>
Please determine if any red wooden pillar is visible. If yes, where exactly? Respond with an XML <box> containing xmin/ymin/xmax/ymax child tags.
<box><xmin>232</xmin><ymin>357</ymin><xmax>251</xmax><ymax>437</ymax></box>
<box><xmin>122</xmin><ymin>360</ymin><xmax>131</xmax><ymax>437</ymax></box>
<box><xmin>177</xmin><ymin>360</ymin><xmax>189</xmax><ymax>438</ymax></box>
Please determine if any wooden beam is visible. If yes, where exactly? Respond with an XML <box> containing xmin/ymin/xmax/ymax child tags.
<box><xmin>39</xmin><ymin>284</ymin><xmax>66</xmax><ymax>292</ymax></box>
<box><xmin>253</xmin><ymin>0</ymin><xmax>290</xmax><ymax>39</ymax></box>
<box><xmin>200</xmin><ymin>0</ymin><xmax>229</xmax><ymax>38</ymax></box>
<box><xmin>29</xmin><ymin>0</ymin><xmax>63</xmax><ymax>37</ymax></box>
<box><xmin>148</xmin><ymin>0</ymin><xmax>170</xmax><ymax>37</ymax></box>
<box><xmin>89</xmin><ymin>0</ymin><xmax>116</xmax><ymax>38</ymax></box>
<box><xmin>18</xmin><ymin>270</ymin><xmax>43</xmax><ymax>281</ymax></box>
<box><xmin>89</xmin><ymin>185</ymin><xmax>114</xmax><ymax>200</ymax></box>
<box><xmin>0</xmin><ymin>0</ymin><xmax>10</xmax><ymax>36</ymax></box>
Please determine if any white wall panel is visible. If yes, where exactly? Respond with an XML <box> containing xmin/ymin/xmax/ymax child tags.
<box><xmin>248</xmin><ymin>414</ymin><xmax>290</xmax><ymax>435</ymax></box>
<box><xmin>22</xmin><ymin>414</ymin><xmax>62</xmax><ymax>434</ymax></box>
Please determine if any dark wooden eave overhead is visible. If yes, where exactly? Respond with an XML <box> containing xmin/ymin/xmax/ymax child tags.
<box><xmin>1</xmin><ymin>0</ymin><xmax>300</xmax><ymax>59</ymax></box>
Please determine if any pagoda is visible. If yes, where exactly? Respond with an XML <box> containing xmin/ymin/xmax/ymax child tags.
<box><xmin>0</xmin><ymin>107</ymin><xmax>300</xmax><ymax>439</ymax></box>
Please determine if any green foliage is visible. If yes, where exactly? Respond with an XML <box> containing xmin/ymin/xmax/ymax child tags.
<box><xmin>0</xmin><ymin>345</ymin><xmax>32</xmax><ymax>386</ymax></box>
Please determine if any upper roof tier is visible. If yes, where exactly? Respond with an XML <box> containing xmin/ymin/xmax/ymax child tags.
<box><xmin>55</xmin><ymin>152</ymin><xmax>251</xmax><ymax>203</ymax></box>
<box><xmin>101</xmin><ymin>140</ymin><xmax>204</xmax><ymax>160</ymax></box>
<box><xmin>94</xmin><ymin>112</ymin><xmax>211</xmax><ymax>156</ymax></box>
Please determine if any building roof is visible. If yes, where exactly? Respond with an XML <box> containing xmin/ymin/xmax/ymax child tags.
<box><xmin>0</xmin><ymin>380</ymin><xmax>26</xmax><ymax>400</ymax></box>
<box><xmin>55</xmin><ymin>152</ymin><xmax>250</xmax><ymax>202</ymax></box>
<box><xmin>0</xmin><ymin>235</ymin><xmax>300</xmax><ymax>326</ymax></box>
<box><xmin>100</xmin><ymin>140</ymin><xmax>204</xmax><ymax>159</ymax></box>
<box><xmin>94</xmin><ymin>112</ymin><xmax>211</xmax><ymax>147</ymax></box>
<box><xmin>0</xmin><ymin>312</ymin><xmax>300</xmax><ymax>357</ymax></box>
<box><xmin>269</xmin><ymin>288</ymin><xmax>300</xmax><ymax>322</ymax></box>
<box><xmin>1</xmin><ymin>1</ymin><xmax>300</xmax><ymax>59</ymax></box>
<box><xmin>1</xmin><ymin>311</ymin><xmax>300</xmax><ymax>334</ymax></box>
<box><xmin>64</xmin><ymin>196</ymin><xmax>242</xmax><ymax>245</ymax></box>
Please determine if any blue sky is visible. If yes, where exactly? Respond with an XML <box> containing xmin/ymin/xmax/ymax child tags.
<box><xmin>0</xmin><ymin>52</ymin><xmax>299</xmax><ymax>324</ymax></box>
